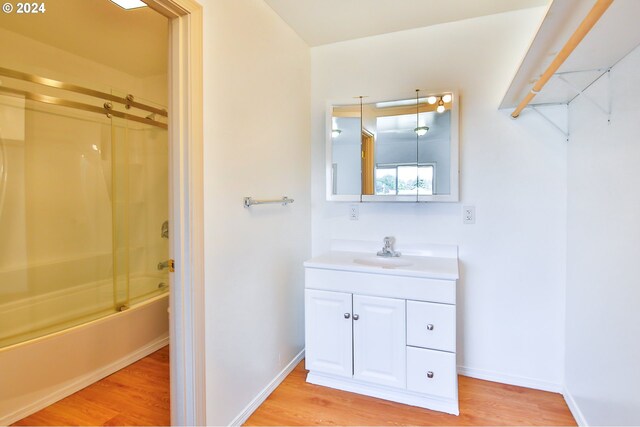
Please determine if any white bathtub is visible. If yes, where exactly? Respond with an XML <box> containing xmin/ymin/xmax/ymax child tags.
<box><xmin>0</xmin><ymin>292</ymin><xmax>169</xmax><ymax>425</ymax></box>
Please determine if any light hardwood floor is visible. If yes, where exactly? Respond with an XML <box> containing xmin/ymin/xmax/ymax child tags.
<box><xmin>13</xmin><ymin>350</ymin><xmax>575</xmax><ymax>426</ymax></box>
<box><xmin>13</xmin><ymin>346</ymin><xmax>170</xmax><ymax>426</ymax></box>
<box><xmin>245</xmin><ymin>361</ymin><xmax>577</xmax><ymax>426</ymax></box>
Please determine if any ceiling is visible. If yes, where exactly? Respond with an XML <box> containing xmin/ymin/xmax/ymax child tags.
<box><xmin>0</xmin><ymin>0</ymin><xmax>168</xmax><ymax>77</ymax></box>
<box><xmin>264</xmin><ymin>0</ymin><xmax>550</xmax><ymax>47</ymax></box>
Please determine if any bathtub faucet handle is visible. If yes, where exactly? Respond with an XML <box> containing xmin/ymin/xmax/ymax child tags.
<box><xmin>157</xmin><ymin>259</ymin><xmax>175</xmax><ymax>272</ymax></box>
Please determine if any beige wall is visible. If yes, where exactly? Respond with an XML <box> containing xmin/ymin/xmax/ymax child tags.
<box><xmin>0</xmin><ymin>27</ymin><xmax>167</xmax><ymax>105</ymax></box>
<box><xmin>201</xmin><ymin>0</ymin><xmax>311</xmax><ymax>424</ymax></box>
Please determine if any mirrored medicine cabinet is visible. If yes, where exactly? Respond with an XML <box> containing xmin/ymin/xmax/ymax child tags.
<box><xmin>326</xmin><ymin>91</ymin><xmax>459</xmax><ymax>202</ymax></box>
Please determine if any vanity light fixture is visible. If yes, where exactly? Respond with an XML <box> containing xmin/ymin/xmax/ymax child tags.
<box><xmin>331</xmin><ymin>129</ymin><xmax>342</xmax><ymax>138</ymax></box>
<box><xmin>109</xmin><ymin>0</ymin><xmax>147</xmax><ymax>10</ymax></box>
<box><xmin>414</xmin><ymin>126</ymin><xmax>429</xmax><ymax>136</ymax></box>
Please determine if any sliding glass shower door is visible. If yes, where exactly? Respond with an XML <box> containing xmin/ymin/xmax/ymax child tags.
<box><xmin>0</xmin><ymin>72</ymin><xmax>168</xmax><ymax>349</ymax></box>
<box><xmin>0</xmin><ymin>96</ymin><xmax>117</xmax><ymax>347</ymax></box>
<box><xmin>111</xmin><ymin>94</ymin><xmax>169</xmax><ymax>309</ymax></box>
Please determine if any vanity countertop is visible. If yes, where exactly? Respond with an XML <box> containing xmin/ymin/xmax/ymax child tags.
<box><xmin>304</xmin><ymin>250</ymin><xmax>459</xmax><ymax>281</ymax></box>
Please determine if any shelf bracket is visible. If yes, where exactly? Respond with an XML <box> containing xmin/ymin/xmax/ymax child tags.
<box><xmin>554</xmin><ymin>72</ymin><xmax>611</xmax><ymax>123</ymax></box>
<box><xmin>529</xmin><ymin>105</ymin><xmax>569</xmax><ymax>142</ymax></box>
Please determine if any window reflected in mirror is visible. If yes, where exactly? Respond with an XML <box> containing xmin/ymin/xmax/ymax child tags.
<box><xmin>328</xmin><ymin>91</ymin><xmax>457</xmax><ymax>202</ymax></box>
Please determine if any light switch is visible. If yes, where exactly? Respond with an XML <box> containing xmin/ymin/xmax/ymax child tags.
<box><xmin>463</xmin><ymin>206</ymin><xmax>475</xmax><ymax>224</ymax></box>
<box><xmin>349</xmin><ymin>204</ymin><xmax>359</xmax><ymax>221</ymax></box>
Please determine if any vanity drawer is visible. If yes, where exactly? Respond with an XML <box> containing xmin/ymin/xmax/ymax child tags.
<box><xmin>407</xmin><ymin>346</ymin><xmax>457</xmax><ymax>399</ymax></box>
<box><xmin>407</xmin><ymin>300</ymin><xmax>455</xmax><ymax>352</ymax></box>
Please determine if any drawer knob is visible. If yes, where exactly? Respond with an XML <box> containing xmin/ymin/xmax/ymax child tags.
<box><xmin>426</xmin><ymin>324</ymin><xmax>434</xmax><ymax>331</ymax></box>
<box><xmin>344</xmin><ymin>313</ymin><xmax>350</xmax><ymax>319</ymax></box>
<box><xmin>353</xmin><ymin>314</ymin><xmax>360</xmax><ymax>320</ymax></box>
<box><xmin>427</xmin><ymin>371</ymin><xmax>434</xmax><ymax>379</ymax></box>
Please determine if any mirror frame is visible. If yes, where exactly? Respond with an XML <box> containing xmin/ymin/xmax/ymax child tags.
<box><xmin>325</xmin><ymin>91</ymin><xmax>460</xmax><ymax>202</ymax></box>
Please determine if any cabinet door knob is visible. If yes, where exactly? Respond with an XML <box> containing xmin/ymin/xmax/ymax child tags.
<box><xmin>344</xmin><ymin>313</ymin><xmax>350</xmax><ymax>319</ymax></box>
<box><xmin>427</xmin><ymin>371</ymin><xmax>434</xmax><ymax>379</ymax></box>
<box><xmin>426</xmin><ymin>324</ymin><xmax>434</xmax><ymax>331</ymax></box>
<box><xmin>353</xmin><ymin>314</ymin><xmax>360</xmax><ymax>320</ymax></box>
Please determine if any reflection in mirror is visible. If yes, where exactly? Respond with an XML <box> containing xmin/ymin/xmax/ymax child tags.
<box><xmin>331</xmin><ymin>103</ymin><xmax>361</xmax><ymax>195</ymax></box>
<box><xmin>369</xmin><ymin>92</ymin><xmax>453</xmax><ymax>198</ymax></box>
<box><xmin>327</xmin><ymin>91</ymin><xmax>457</xmax><ymax>202</ymax></box>
<box><xmin>371</xmin><ymin>104</ymin><xmax>419</xmax><ymax>196</ymax></box>
<box><xmin>418</xmin><ymin>106</ymin><xmax>451</xmax><ymax>195</ymax></box>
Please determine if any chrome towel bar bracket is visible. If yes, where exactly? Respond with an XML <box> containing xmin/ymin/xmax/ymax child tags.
<box><xmin>243</xmin><ymin>196</ymin><xmax>294</xmax><ymax>208</ymax></box>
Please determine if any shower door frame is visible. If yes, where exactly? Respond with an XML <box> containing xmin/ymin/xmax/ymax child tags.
<box><xmin>144</xmin><ymin>1</ymin><xmax>205</xmax><ymax>425</ymax></box>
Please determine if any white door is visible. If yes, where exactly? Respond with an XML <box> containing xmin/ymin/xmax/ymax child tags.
<box><xmin>353</xmin><ymin>294</ymin><xmax>406</xmax><ymax>388</ymax></box>
<box><xmin>305</xmin><ymin>289</ymin><xmax>353</xmax><ymax>377</ymax></box>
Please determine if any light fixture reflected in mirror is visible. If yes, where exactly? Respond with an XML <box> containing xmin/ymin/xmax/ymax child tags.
<box><xmin>414</xmin><ymin>126</ymin><xmax>429</xmax><ymax>136</ymax></box>
<box><xmin>331</xmin><ymin>116</ymin><xmax>342</xmax><ymax>138</ymax></box>
<box><xmin>426</xmin><ymin>96</ymin><xmax>437</xmax><ymax>105</ymax></box>
<box><xmin>436</xmin><ymin>99</ymin><xmax>446</xmax><ymax>113</ymax></box>
<box><xmin>442</xmin><ymin>94</ymin><xmax>452</xmax><ymax>103</ymax></box>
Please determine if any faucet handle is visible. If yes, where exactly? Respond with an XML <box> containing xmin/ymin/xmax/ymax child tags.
<box><xmin>383</xmin><ymin>236</ymin><xmax>394</xmax><ymax>247</ymax></box>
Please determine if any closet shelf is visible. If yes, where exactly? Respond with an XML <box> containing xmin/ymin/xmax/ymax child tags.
<box><xmin>500</xmin><ymin>0</ymin><xmax>640</xmax><ymax>113</ymax></box>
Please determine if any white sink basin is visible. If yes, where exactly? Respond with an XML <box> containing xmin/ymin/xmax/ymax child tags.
<box><xmin>353</xmin><ymin>256</ymin><xmax>413</xmax><ymax>269</ymax></box>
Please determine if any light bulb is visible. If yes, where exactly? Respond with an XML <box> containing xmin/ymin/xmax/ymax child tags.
<box><xmin>331</xmin><ymin>129</ymin><xmax>342</xmax><ymax>138</ymax></box>
<box><xmin>442</xmin><ymin>94</ymin><xmax>452</xmax><ymax>103</ymax></box>
<box><xmin>427</xmin><ymin>96</ymin><xmax>437</xmax><ymax>105</ymax></box>
<box><xmin>436</xmin><ymin>105</ymin><xmax>445</xmax><ymax>113</ymax></box>
<box><xmin>414</xmin><ymin>126</ymin><xmax>429</xmax><ymax>136</ymax></box>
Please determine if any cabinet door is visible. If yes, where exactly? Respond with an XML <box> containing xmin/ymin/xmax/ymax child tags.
<box><xmin>353</xmin><ymin>294</ymin><xmax>406</xmax><ymax>388</ymax></box>
<box><xmin>305</xmin><ymin>289</ymin><xmax>353</xmax><ymax>377</ymax></box>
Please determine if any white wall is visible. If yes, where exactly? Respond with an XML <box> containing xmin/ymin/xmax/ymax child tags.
<box><xmin>565</xmin><ymin>45</ymin><xmax>640</xmax><ymax>426</ymax></box>
<box><xmin>311</xmin><ymin>8</ymin><xmax>568</xmax><ymax>390</ymax></box>
<box><xmin>201</xmin><ymin>0</ymin><xmax>311</xmax><ymax>425</ymax></box>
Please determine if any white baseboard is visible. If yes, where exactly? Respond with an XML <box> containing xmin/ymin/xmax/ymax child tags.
<box><xmin>563</xmin><ymin>386</ymin><xmax>587</xmax><ymax>426</ymax></box>
<box><xmin>229</xmin><ymin>349</ymin><xmax>305</xmax><ymax>426</ymax></box>
<box><xmin>457</xmin><ymin>365</ymin><xmax>563</xmax><ymax>393</ymax></box>
<box><xmin>1</xmin><ymin>335</ymin><xmax>169</xmax><ymax>426</ymax></box>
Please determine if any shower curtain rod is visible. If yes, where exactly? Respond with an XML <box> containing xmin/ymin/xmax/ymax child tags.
<box><xmin>0</xmin><ymin>67</ymin><xmax>167</xmax><ymax>118</ymax></box>
<box><xmin>0</xmin><ymin>86</ymin><xmax>168</xmax><ymax>130</ymax></box>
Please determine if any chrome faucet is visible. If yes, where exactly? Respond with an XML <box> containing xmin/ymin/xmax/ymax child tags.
<box><xmin>377</xmin><ymin>236</ymin><xmax>401</xmax><ymax>258</ymax></box>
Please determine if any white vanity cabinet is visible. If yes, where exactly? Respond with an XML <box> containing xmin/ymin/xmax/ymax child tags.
<box><xmin>304</xmin><ymin>251</ymin><xmax>459</xmax><ymax>415</ymax></box>
<box><xmin>304</xmin><ymin>289</ymin><xmax>353</xmax><ymax>377</ymax></box>
<box><xmin>306</xmin><ymin>290</ymin><xmax>406</xmax><ymax>388</ymax></box>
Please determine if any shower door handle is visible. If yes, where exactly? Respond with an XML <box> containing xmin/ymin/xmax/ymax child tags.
<box><xmin>157</xmin><ymin>259</ymin><xmax>175</xmax><ymax>272</ymax></box>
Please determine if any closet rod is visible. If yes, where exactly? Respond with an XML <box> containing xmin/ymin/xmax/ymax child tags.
<box><xmin>511</xmin><ymin>0</ymin><xmax>614</xmax><ymax>118</ymax></box>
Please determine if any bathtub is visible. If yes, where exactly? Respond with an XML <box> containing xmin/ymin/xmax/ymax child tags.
<box><xmin>0</xmin><ymin>291</ymin><xmax>169</xmax><ymax>425</ymax></box>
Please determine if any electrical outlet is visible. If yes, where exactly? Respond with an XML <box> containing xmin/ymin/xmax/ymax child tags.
<box><xmin>349</xmin><ymin>204</ymin><xmax>359</xmax><ymax>221</ymax></box>
<box><xmin>463</xmin><ymin>206</ymin><xmax>475</xmax><ymax>224</ymax></box>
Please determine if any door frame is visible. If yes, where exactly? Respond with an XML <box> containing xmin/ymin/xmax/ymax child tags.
<box><xmin>143</xmin><ymin>1</ymin><xmax>205</xmax><ymax>425</ymax></box>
